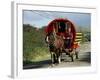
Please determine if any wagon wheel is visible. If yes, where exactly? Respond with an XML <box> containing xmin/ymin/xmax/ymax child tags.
<box><xmin>70</xmin><ymin>54</ymin><xmax>74</xmax><ymax>62</ymax></box>
<box><xmin>69</xmin><ymin>50</ymin><xmax>74</xmax><ymax>62</ymax></box>
<box><xmin>75</xmin><ymin>51</ymin><xmax>79</xmax><ymax>59</ymax></box>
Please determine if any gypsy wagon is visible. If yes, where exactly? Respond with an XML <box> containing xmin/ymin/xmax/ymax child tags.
<box><xmin>45</xmin><ymin>18</ymin><xmax>79</xmax><ymax>64</ymax></box>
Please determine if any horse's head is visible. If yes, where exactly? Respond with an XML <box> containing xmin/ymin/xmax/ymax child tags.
<box><xmin>45</xmin><ymin>33</ymin><xmax>55</xmax><ymax>45</ymax></box>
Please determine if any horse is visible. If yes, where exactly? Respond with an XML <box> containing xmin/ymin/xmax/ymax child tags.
<box><xmin>54</xmin><ymin>35</ymin><xmax>64</xmax><ymax>63</ymax></box>
<box><xmin>45</xmin><ymin>33</ymin><xmax>78</xmax><ymax>65</ymax></box>
<box><xmin>45</xmin><ymin>32</ymin><xmax>64</xmax><ymax>64</ymax></box>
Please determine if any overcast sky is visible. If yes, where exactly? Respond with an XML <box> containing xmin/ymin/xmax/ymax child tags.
<box><xmin>23</xmin><ymin>10</ymin><xmax>91</xmax><ymax>28</ymax></box>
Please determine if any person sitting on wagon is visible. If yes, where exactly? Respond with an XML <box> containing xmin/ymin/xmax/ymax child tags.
<box><xmin>63</xmin><ymin>25</ymin><xmax>73</xmax><ymax>50</ymax></box>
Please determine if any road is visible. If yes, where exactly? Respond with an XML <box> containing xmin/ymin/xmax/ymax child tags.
<box><xmin>23</xmin><ymin>42</ymin><xmax>91</xmax><ymax>69</ymax></box>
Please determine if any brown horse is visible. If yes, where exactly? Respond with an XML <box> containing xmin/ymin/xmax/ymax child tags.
<box><xmin>45</xmin><ymin>33</ymin><xmax>64</xmax><ymax>64</ymax></box>
<box><xmin>54</xmin><ymin>35</ymin><xmax>64</xmax><ymax>63</ymax></box>
<box><xmin>45</xmin><ymin>33</ymin><xmax>76</xmax><ymax>65</ymax></box>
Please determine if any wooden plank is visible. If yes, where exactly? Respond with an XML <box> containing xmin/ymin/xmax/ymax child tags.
<box><xmin>75</xmin><ymin>39</ymin><xmax>82</xmax><ymax>41</ymax></box>
<box><xmin>76</xmin><ymin>36</ymin><xmax>82</xmax><ymax>38</ymax></box>
<box><xmin>76</xmin><ymin>33</ymin><xmax>82</xmax><ymax>35</ymax></box>
<box><xmin>74</xmin><ymin>41</ymin><xmax>81</xmax><ymax>44</ymax></box>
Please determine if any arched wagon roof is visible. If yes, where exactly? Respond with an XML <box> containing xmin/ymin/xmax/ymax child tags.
<box><xmin>45</xmin><ymin>18</ymin><xmax>76</xmax><ymax>43</ymax></box>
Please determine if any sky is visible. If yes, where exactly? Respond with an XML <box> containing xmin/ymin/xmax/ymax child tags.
<box><xmin>23</xmin><ymin>10</ymin><xmax>91</xmax><ymax>28</ymax></box>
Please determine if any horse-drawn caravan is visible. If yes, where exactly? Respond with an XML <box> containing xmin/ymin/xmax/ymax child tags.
<box><xmin>45</xmin><ymin>18</ymin><xmax>79</xmax><ymax>64</ymax></box>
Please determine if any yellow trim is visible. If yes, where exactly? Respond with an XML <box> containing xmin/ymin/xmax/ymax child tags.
<box><xmin>76</xmin><ymin>33</ymin><xmax>82</xmax><ymax>35</ymax></box>
<box><xmin>76</xmin><ymin>36</ymin><xmax>82</xmax><ymax>38</ymax></box>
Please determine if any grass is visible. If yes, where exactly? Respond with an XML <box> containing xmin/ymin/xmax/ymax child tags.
<box><xmin>23</xmin><ymin>46</ymin><xmax>51</xmax><ymax>62</ymax></box>
<box><xmin>23</xmin><ymin>24</ymin><xmax>49</xmax><ymax>63</ymax></box>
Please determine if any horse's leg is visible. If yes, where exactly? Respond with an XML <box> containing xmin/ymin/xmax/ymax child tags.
<box><xmin>60</xmin><ymin>48</ymin><xmax>63</xmax><ymax>61</ymax></box>
<box><xmin>60</xmin><ymin>53</ymin><xmax>63</xmax><ymax>62</ymax></box>
<box><xmin>59</xmin><ymin>49</ymin><xmax>62</xmax><ymax>63</ymax></box>
<box><xmin>58</xmin><ymin>55</ymin><xmax>61</xmax><ymax>63</ymax></box>
<box><xmin>56</xmin><ymin>49</ymin><xmax>61</xmax><ymax>64</ymax></box>
<box><xmin>51</xmin><ymin>52</ymin><xmax>57</xmax><ymax>64</ymax></box>
<box><xmin>50</xmin><ymin>52</ymin><xmax>55</xmax><ymax>67</ymax></box>
<box><xmin>51</xmin><ymin>52</ymin><xmax>54</xmax><ymax>64</ymax></box>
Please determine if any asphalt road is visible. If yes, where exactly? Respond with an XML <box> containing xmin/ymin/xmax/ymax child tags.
<box><xmin>23</xmin><ymin>42</ymin><xmax>91</xmax><ymax>69</ymax></box>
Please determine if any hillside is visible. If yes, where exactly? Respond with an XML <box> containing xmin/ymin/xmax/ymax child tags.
<box><xmin>23</xmin><ymin>24</ymin><xmax>50</xmax><ymax>64</ymax></box>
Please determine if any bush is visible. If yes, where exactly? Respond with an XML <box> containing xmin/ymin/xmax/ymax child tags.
<box><xmin>23</xmin><ymin>24</ymin><xmax>50</xmax><ymax>62</ymax></box>
<box><xmin>82</xmin><ymin>32</ymin><xmax>91</xmax><ymax>42</ymax></box>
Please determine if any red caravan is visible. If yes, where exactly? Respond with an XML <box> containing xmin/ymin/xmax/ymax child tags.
<box><xmin>45</xmin><ymin>18</ymin><xmax>76</xmax><ymax>49</ymax></box>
